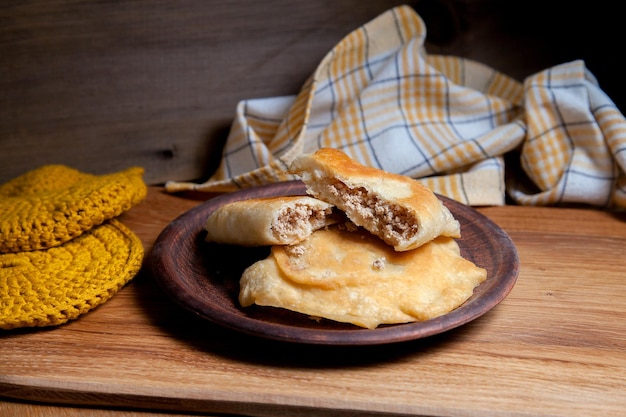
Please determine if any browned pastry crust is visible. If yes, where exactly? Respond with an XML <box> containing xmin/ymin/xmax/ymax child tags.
<box><xmin>288</xmin><ymin>148</ymin><xmax>460</xmax><ymax>251</ymax></box>
<box><xmin>204</xmin><ymin>195</ymin><xmax>336</xmax><ymax>246</ymax></box>
<box><xmin>240</xmin><ymin>226</ymin><xmax>486</xmax><ymax>328</ymax></box>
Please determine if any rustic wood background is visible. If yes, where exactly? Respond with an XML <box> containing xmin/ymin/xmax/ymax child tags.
<box><xmin>1</xmin><ymin>0</ymin><xmax>622</xmax><ymax>186</ymax></box>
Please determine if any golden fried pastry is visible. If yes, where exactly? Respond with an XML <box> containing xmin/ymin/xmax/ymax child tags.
<box><xmin>205</xmin><ymin>196</ymin><xmax>337</xmax><ymax>246</ymax></box>
<box><xmin>289</xmin><ymin>148</ymin><xmax>460</xmax><ymax>251</ymax></box>
<box><xmin>239</xmin><ymin>226</ymin><xmax>486</xmax><ymax>329</ymax></box>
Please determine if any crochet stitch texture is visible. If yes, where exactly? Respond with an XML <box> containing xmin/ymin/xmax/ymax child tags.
<box><xmin>0</xmin><ymin>219</ymin><xmax>143</xmax><ymax>329</ymax></box>
<box><xmin>0</xmin><ymin>165</ymin><xmax>147</xmax><ymax>253</ymax></box>
<box><xmin>0</xmin><ymin>165</ymin><xmax>147</xmax><ymax>330</ymax></box>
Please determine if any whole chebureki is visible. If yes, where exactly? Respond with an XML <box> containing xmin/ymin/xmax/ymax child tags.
<box><xmin>204</xmin><ymin>148</ymin><xmax>487</xmax><ymax>329</ymax></box>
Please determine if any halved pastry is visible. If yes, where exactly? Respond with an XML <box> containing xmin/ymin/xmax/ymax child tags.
<box><xmin>204</xmin><ymin>195</ymin><xmax>337</xmax><ymax>246</ymax></box>
<box><xmin>289</xmin><ymin>148</ymin><xmax>460</xmax><ymax>251</ymax></box>
<box><xmin>239</xmin><ymin>226</ymin><xmax>487</xmax><ymax>329</ymax></box>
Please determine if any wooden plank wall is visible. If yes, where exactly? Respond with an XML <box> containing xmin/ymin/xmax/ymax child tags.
<box><xmin>1</xmin><ymin>0</ymin><xmax>622</xmax><ymax>186</ymax></box>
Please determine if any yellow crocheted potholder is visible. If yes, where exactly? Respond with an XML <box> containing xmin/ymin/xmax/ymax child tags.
<box><xmin>0</xmin><ymin>219</ymin><xmax>144</xmax><ymax>330</ymax></box>
<box><xmin>0</xmin><ymin>165</ymin><xmax>147</xmax><ymax>253</ymax></box>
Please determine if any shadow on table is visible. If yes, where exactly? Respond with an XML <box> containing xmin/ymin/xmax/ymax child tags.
<box><xmin>133</xmin><ymin>265</ymin><xmax>494</xmax><ymax>370</ymax></box>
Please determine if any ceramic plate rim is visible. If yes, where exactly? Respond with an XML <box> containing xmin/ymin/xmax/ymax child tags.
<box><xmin>150</xmin><ymin>181</ymin><xmax>519</xmax><ymax>345</ymax></box>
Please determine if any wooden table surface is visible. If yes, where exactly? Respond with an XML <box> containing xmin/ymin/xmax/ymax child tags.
<box><xmin>1</xmin><ymin>186</ymin><xmax>625</xmax><ymax>417</ymax></box>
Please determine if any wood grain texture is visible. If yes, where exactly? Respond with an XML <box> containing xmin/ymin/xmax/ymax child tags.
<box><xmin>2</xmin><ymin>0</ymin><xmax>623</xmax><ymax>186</ymax></box>
<box><xmin>0</xmin><ymin>0</ymin><xmax>411</xmax><ymax>185</ymax></box>
<box><xmin>1</xmin><ymin>187</ymin><xmax>625</xmax><ymax>417</ymax></box>
<box><xmin>0</xmin><ymin>400</ymin><xmax>211</xmax><ymax>417</ymax></box>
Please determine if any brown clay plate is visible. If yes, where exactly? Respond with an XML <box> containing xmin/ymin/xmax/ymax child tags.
<box><xmin>150</xmin><ymin>181</ymin><xmax>519</xmax><ymax>345</ymax></box>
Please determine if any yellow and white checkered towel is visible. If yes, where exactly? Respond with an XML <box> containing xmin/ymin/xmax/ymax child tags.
<box><xmin>165</xmin><ymin>5</ymin><xmax>626</xmax><ymax>208</ymax></box>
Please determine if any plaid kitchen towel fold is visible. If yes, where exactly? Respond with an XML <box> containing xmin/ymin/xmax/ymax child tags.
<box><xmin>165</xmin><ymin>5</ymin><xmax>626</xmax><ymax>208</ymax></box>
<box><xmin>509</xmin><ymin>63</ymin><xmax>626</xmax><ymax>207</ymax></box>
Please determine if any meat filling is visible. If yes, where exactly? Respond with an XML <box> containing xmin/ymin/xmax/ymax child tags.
<box><xmin>326</xmin><ymin>180</ymin><xmax>418</xmax><ymax>245</ymax></box>
<box><xmin>272</xmin><ymin>204</ymin><xmax>331</xmax><ymax>241</ymax></box>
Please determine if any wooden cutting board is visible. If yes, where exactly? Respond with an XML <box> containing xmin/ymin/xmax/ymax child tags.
<box><xmin>1</xmin><ymin>187</ymin><xmax>626</xmax><ymax>417</ymax></box>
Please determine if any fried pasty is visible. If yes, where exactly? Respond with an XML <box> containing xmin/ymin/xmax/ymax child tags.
<box><xmin>239</xmin><ymin>226</ymin><xmax>487</xmax><ymax>329</ymax></box>
<box><xmin>289</xmin><ymin>148</ymin><xmax>460</xmax><ymax>251</ymax></box>
<box><xmin>204</xmin><ymin>196</ymin><xmax>337</xmax><ymax>246</ymax></box>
